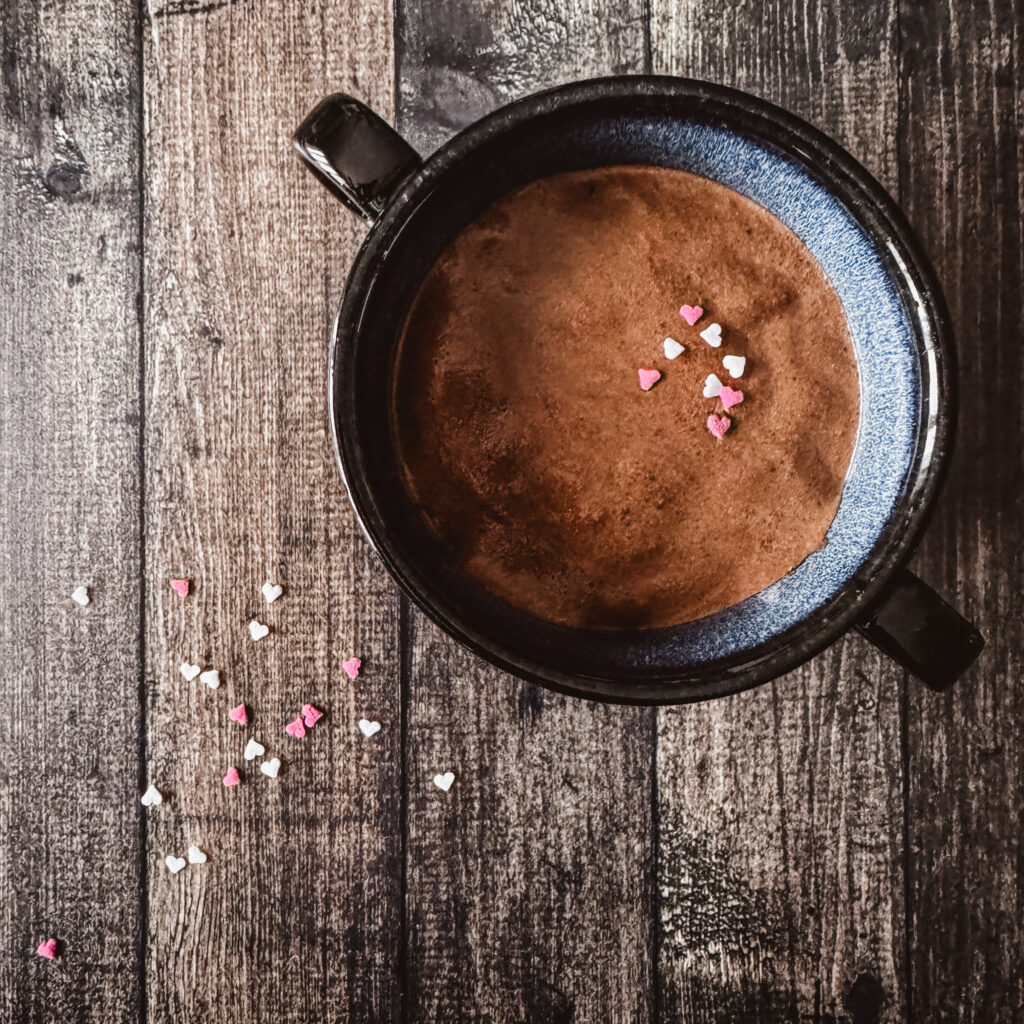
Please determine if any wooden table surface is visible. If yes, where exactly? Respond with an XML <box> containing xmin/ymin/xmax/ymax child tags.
<box><xmin>1</xmin><ymin>0</ymin><xmax>1020</xmax><ymax>1020</ymax></box>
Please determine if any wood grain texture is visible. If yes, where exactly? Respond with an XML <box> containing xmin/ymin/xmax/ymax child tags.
<box><xmin>650</xmin><ymin>3</ymin><xmax>908</xmax><ymax>1020</ymax></box>
<box><xmin>396</xmin><ymin>3</ymin><xmax>656</xmax><ymax>1022</ymax></box>
<box><xmin>900</xmin><ymin>0</ymin><xmax>1024</xmax><ymax>1019</ymax></box>
<box><xmin>141</xmin><ymin>0</ymin><xmax>401</xmax><ymax>1020</ymax></box>
<box><xmin>0</xmin><ymin>0</ymin><xmax>143</xmax><ymax>1020</ymax></box>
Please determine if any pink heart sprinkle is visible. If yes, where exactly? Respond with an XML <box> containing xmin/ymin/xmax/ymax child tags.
<box><xmin>36</xmin><ymin>938</ymin><xmax>57</xmax><ymax>960</ymax></box>
<box><xmin>223</xmin><ymin>766</ymin><xmax>240</xmax><ymax>787</ymax></box>
<box><xmin>170</xmin><ymin>578</ymin><xmax>190</xmax><ymax>598</ymax></box>
<box><xmin>707</xmin><ymin>414</ymin><xmax>731</xmax><ymax>439</ymax></box>
<box><xmin>719</xmin><ymin>385</ymin><xmax>744</xmax><ymax>411</ymax></box>
<box><xmin>301</xmin><ymin>704</ymin><xmax>323</xmax><ymax>728</ymax></box>
<box><xmin>228</xmin><ymin>704</ymin><xmax>247</xmax><ymax>725</ymax></box>
<box><xmin>638</xmin><ymin>368</ymin><xmax>662</xmax><ymax>391</ymax></box>
<box><xmin>285</xmin><ymin>717</ymin><xmax>306</xmax><ymax>739</ymax></box>
<box><xmin>680</xmin><ymin>304</ymin><xmax>704</xmax><ymax>326</ymax></box>
<box><xmin>342</xmin><ymin>657</ymin><xmax>361</xmax><ymax>679</ymax></box>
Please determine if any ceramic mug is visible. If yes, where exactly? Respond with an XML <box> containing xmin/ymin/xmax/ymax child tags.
<box><xmin>293</xmin><ymin>76</ymin><xmax>983</xmax><ymax>704</ymax></box>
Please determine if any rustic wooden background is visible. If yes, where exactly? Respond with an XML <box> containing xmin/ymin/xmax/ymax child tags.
<box><xmin>1</xmin><ymin>0</ymin><xmax>1020</xmax><ymax>1020</ymax></box>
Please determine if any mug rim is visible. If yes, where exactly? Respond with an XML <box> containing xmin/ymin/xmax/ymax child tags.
<box><xmin>328</xmin><ymin>75</ymin><xmax>956</xmax><ymax>704</ymax></box>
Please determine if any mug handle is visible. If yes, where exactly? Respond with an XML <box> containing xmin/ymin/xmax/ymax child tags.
<box><xmin>293</xmin><ymin>94</ymin><xmax>421</xmax><ymax>221</ymax></box>
<box><xmin>856</xmin><ymin>567</ymin><xmax>984</xmax><ymax>690</ymax></box>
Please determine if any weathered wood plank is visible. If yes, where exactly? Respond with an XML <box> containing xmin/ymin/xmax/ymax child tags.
<box><xmin>900</xmin><ymin>0</ymin><xmax>1024</xmax><ymax>1018</ymax></box>
<box><xmin>0</xmin><ymin>0</ymin><xmax>143</xmax><ymax>1020</ymax></box>
<box><xmin>650</xmin><ymin>3</ymin><xmax>908</xmax><ymax>1020</ymax></box>
<box><xmin>396</xmin><ymin>2</ymin><xmax>656</xmax><ymax>1021</ymax></box>
<box><xmin>142</xmin><ymin>1</ymin><xmax>402</xmax><ymax>1020</ymax></box>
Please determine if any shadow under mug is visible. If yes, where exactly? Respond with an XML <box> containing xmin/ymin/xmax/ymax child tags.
<box><xmin>293</xmin><ymin>76</ymin><xmax>984</xmax><ymax>704</ymax></box>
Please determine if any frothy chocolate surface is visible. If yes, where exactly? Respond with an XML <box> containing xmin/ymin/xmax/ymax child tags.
<box><xmin>392</xmin><ymin>166</ymin><xmax>859</xmax><ymax>628</ymax></box>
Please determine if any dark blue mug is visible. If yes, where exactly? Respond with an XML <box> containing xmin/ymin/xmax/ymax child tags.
<box><xmin>294</xmin><ymin>77</ymin><xmax>983</xmax><ymax>704</ymax></box>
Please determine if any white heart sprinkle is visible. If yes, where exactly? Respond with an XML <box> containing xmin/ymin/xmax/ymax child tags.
<box><xmin>244</xmin><ymin>738</ymin><xmax>265</xmax><ymax>761</ymax></box>
<box><xmin>179</xmin><ymin>662</ymin><xmax>201</xmax><ymax>682</ymax></box>
<box><xmin>199</xmin><ymin>669</ymin><xmax>220</xmax><ymax>690</ymax></box>
<box><xmin>722</xmin><ymin>354</ymin><xmax>746</xmax><ymax>379</ymax></box>
<box><xmin>662</xmin><ymin>337</ymin><xmax>684</xmax><ymax>360</ymax></box>
<box><xmin>186</xmin><ymin>845</ymin><xmax>207</xmax><ymax>865</ymax></box>
<box><xmin>703</xmin><ymin>374</ymin><xmax>723</xmax><ymax>399</ymax></box>
<box><xmin>71</xmin><ymin>586</ymin><xmax>90</xmax><ymax>606</ymax></box>
<box><xmin>165</xmin><ymin>855</ymin><xmax>186</xmax><ymax>874</ymax></box>
<box><xmin>433</xmin><ymin>771</ymin><xmax>455</xmax><ymax>792</ymax></box>
<box><xmin>140</xmin><ymin>784</ymin><xmax>163</xmax><ymax>807</ymax></box>
<box><xmin>260</xmin><ymin>757</ymin><xmax>281</xmax><ymax>779</ymax></box>
<box><xmin>248</xmin><ymin>620</ymin><xmax>269</xmax><ymax>641</ymax></box>
<box><xmin>359</xmin><ymin>719</ymin><xmax>382</xmax><ymax>737</ymax></box>
<box><xmin>700</xmin><ymin>322</ymin><xmax>723</xmax><ymax>348</ymax></box>
<box><xmin>261</xmin><ymin>581</ymin><xmax>283</xmax><ymax>604</ymax></box>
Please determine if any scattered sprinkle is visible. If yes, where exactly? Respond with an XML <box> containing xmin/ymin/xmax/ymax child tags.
<box><xmin>261</xmin><ymin>581</ymin><xmax>283</xmax><ymax>604</ymax></box>
<box><xmin>179</xmin><ymin>662</ymin><xmax>201</xmax><ymax>682</ymax></box>
<box><xmin>36</xmin><ymin>938</ymin><xmax>58</xmax><ymax>960</ymax></box>
<box><xmin>700</xmin><ymin>323</ymin><xmax>723</xmax><ymax>348</ymax></box>
<box><xmin>228</xmin><ymin>704</ymin><xmax>248</xmax><ymax>726</ymax></box>
<box><xmin>71</xmin><ymin>586</ymin><xmax>90</xmax><ymax>607</ymax></box>
<box><xmin>663</xmin><ymin>337</ymin><xmax>684</xmax><ymax>360</ymax></box>
<box><xmin>243</xmin><ymin>737</ymin><xmax>265</xmax><ymax>761</ymax></box>
<box><xmin>248</xmin><ymin>620</ymin><xmax>269</xmax><ymax>641</ymax></box>
<box><xmin>260</xmin><ymin>757</ymin><xmax>281</xmax><ymax>779</ymax></box>
<box><xmin>703</xmin><ymin>374</ymin><xmax>723</xmax><ymax>399</ymax></box>
<box><xmin>359</xmin><ymin>719</ymin><xmax>382</xmax><ymax>738</ymax></box>
<box><xmin>638</xmin><ymin>368</ymin><xmax>662</xmax><ymax>391</ymax></box>
<box><xmin>680</xmin><ymin>304</ymin><xmax>704</xmax><ymax>326</ymax></box>
<box><xmin>342</xmin><ymin>657</ymin><xmax>361</xmax><ymax>680</ymax></box>
<box><xmin>285</xmin><ymin>717</ymin><xmax>306</xmax><ymax>739</ymax></box>
<box><xmin>707</xmin><ymin>414</ymin><xmax>731</xmax><ymax>439</ymax></box>
<box><xmin>301</xmin><ymin>704</ymin><xmax>323</xmax><ymax>729</ymax></box>
<box><xmin>719</xmin><ymin>385</ymin><xmax>744</xmax><ymax>411</ymax></box>
<box><xmin>722</xmin><ymin>354</ymin><xmax>746</xmax><ymax>379</ymax></box>
<box><xmin>199</xmin><ymin>669</ymin><xmax>220</xmax><ymax>690</ymax></box>
<box><xmin>165</xmin><ymin>854</ymin><xmax>187</xmax><ymax>874</ymax></box>
<box><xmin>433</xmin><ymin>772</ymin><xmax>455</xmax><ymax>792</ymax></box>
<box><xmin>140</xmin><ymin>784</ymin><xmax>163</xmax><ymax>807</ymax></box>
<box><xmin>187</xmin><ymin>845</ymin><xmax>207</xmax><ymax>865</ymax></box>
<box><xmin>222</xmin><ymin>766</ymin><xmax>241</xmax><ymax>787</ymax></box>
<box><xmin>170</xmin><ymin>579</ymin><xmax>190</xmax><ymax>598</ymax></box>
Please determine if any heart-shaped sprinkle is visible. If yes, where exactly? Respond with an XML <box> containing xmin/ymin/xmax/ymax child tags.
<box><xmin>36</xmin><ymin>938</ymin><xmax>57</xmax><ymax>960</ymax></box>
<box><xmin>707</xmin><ymin>414</ymin><xmax>731</xmax><ymax>439</ymax></box>
<box><xmin>170</xmin><ymin>578</ymin><xmax>190</xmax><ymax>598</ymax></box>
<box><xmin>260</xmin><ymin>757</ymin><xmax>281</xmax><ymax>779</ymax></box>
<box><xmin>179</xmin><ymin>662</ymin><xmax>201</xmax><ymax>682</ymax></box>
<box><xmin>244</xmin><ymin>737</ymin><xmax>265</xmax><ymax>760</ymax></box>
<box><xmin>638</xmin><ymin>368</ymin><xmax>661</xmax><ymax>391</ymax></box>
<box><xmin>663</xmin><ymin>337</ymin><xmax>684</xmax><ymax>360</ymax></box>
<box><xmin>248</xmin><ymin>620</ymin><xmax>269</xmax><ymax>641</ymax></box>
<box><xmin>359</xmin><ymin>719</ymin><xmax>382</xmax><ymax>737</ymax></box>
<box><xmin>301</xmin><ymin>704</ymin><xmax>323</xmax><ymax>728</ymax></box>
<box><xmin>433</xmin><ymin>771</ymin><xmax>455</xmax><ymax>792</ymax></box>
<box><xmin>342</xmin><ymin>657</ymin><xmax>361</xmax><ymax>680</ymax></box>
<box><xmin>165</xmin><ymin>854</ymin><xmax>187</xmax><ymax>874</ymax></box>
<box><xmin>285</xmin><ymin>717</ymin><xmax>306</xmax><ymax>739</ymax></box>
<box><xmin>228</xmin><ymin>704</ymin><xmax>247</xmax><ymax>725</ymax></box>
<box><xmin>703</xmin><ymin>374</ymin><xmax>723</xmax><ymax>399</ymax></box>
<box><xmin>140</xmin><ymin>784</ymin><xmax>163</xmax><ymax>807</ymax></box>
<box><xmin>186</xmin><ymin>845</ymin><xmax>207</xmax><ymax>865</ymax></box>
<box><xmin>719</xmin><ymin>385</ymin><xmax>744</xmax><ymax>411</ymax></box>
<box><xmin>722</xmin><ymin>354</ymin><xmax>746</xmax><ymax>379</ymax></box>
<box><xmin>261</xmin><ymin>581</ymin><xmax>283</xmax><ymax>604</ymax></box>
<box><xmin>700</xmin><ymin>323</ymin><xmax>723</xmax><ymax>348</ymax></box>
<box><xmin>222</xmin><ymin>766</ymin><xmax>240</xmax><ymax>787</ymax></box>
<box><xmin>680</xmin><ymin>304</ymin><xmax>704</xmax><ymax>326</ymax></box>
<box><xmin>71</xmin><ymin>586</ymin><xmax>90</xmax><ymax>606</ymax></box>
<box><xmin>199</xmin><ymin>669</ymin><xmax>220</xmax><ymax>690</ymax></box>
